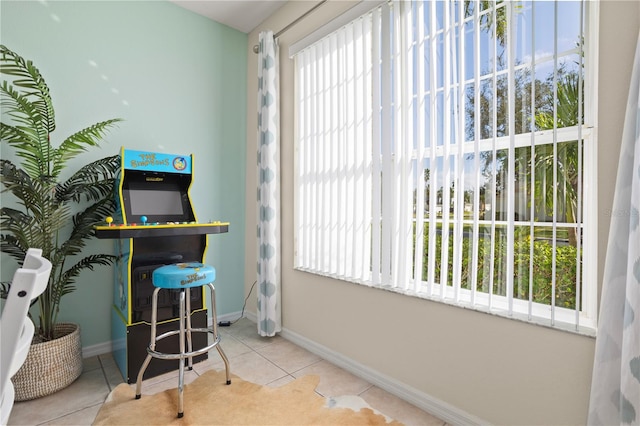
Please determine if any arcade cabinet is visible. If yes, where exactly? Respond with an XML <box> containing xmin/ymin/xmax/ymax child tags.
<box><xmin>95</xmin><ymin>148</ymin><xmax>229</xmax><ymax>383</ymax></box>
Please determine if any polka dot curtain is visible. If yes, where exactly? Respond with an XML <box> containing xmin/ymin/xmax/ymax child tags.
<box><xmin>256</xmin><ymin>31</ymin><xmax>281</xmax><ymax>337</ymax></box>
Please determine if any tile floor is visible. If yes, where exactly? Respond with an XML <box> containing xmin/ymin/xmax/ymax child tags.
<box><xmin>7</xmin><ymin>318</ymin><xmax>445</xmax><ymax>425</ymax></box>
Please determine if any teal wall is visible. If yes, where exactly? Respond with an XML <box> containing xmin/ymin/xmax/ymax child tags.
<box><xmin>0</xmin><ymin>1</ymin><xmax>247</xmax><ymax>349</ymax></box>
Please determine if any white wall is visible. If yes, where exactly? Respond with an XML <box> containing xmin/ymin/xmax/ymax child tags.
<box><xmin>245</xmin><ymin>1</ymin><xmax>640</xmax><ymax>424</ymax></box>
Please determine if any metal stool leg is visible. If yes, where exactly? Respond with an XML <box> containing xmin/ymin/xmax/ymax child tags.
<box><xmin>185</xmin><ymin>288</ymin><xmax>194</xmax><ymax>370</ymax></box>
<box><xmin>207</xmin><ymin>283</ymin><xmax>231</xmax><ymax>385</ymax></box>
<box><xmin>135</xmin><ymin>287</ymin><xmax>161</xmax><ymax>398</ymax></box>
<box><xmin>177</xmin><ymin>289</ymin><xmax>186</xmax><ymax>418</ymax></box>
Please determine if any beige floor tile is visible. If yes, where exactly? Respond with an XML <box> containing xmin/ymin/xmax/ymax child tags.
<box><xmin>223</xmin><ymin>318</ymin><xmax>284</xmax><ymax>350</ymax></box>
<box><xmin>360</xmin><ymin>386</ymin><xmax>446</xmax><ymax>426</ymax></box>
<box><xmin>221</xmin><ymin>350</ymin><xmax>288</xmax><ymax>385</ymax></box>
<box><xmin>190</xmin><ymin>340</ymin><xmax>237</xmax><ymax>376</ymax></box>
<box><xmin>8</xmin><ymin>368</ymin><xmax>109</xmax><ymax>425</ymax></box>
<box><xmin>41</xmin><ymin>403</ymin><xmax>102</xmax><ymax>426</ymax></box>
<box><xmin>293</xmin><ymin>359</ymin><xmax>373</xmax><ymax>398</ymax></box>
<box><xmin>191</xmin><ymin>353</ymin><xmax>227</xmax><ymax>375</ymax></box>
<box><xmin>82</xmin><ymin>355</ymin><xmax>101</xmax><ymax>373</ymax></box>
<box><xmin>221</xmin><ymin>317</ymin><xmax>256</xmax><ymax>337</ymax></box>
<box><xmin>98</xmin><ymin>353</ymin><xmax>125</xmax><ymax>390</ymax></box>
<box><xmin>130</xmin><ymin>362</ymin><xmax>206</xmax><ymax>391</ymax></box>
<box><xmin>265</xmin><ymin>374</ymin><xmax>296</xmax><ymax>388</ymax></box>
<box><xmin>256</xmin><ymin>338</ymin><xmax>322</xmax><ymax>374</ymax></box>
<box><xmin>212</xmin><ymin>332</ymin><xmax>254</xmax><ymax>358</ymax></box>
<box><xmin>133</xmin><ymin>358</ymin><xmax>209</xmax><ymax>387</ymax></box>
<box><xmin>137</xmin><ymin>369</ymin><xmax>199</xmax><ymax>396</ymax></box>
<box><xmin>134</xmin><ymin>364</ymin><xmax>180</xmax><ymax>387</ymax></box>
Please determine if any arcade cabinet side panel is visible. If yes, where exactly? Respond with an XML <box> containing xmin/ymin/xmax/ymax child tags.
<box><xmin>112</xmin><ymin>148</ymin><xmax>130</xmax><ymax>323</ymax></box>
<box><xmin>111</xmin><ymin>307</ymin><xmax>128</xmax><ymax>381</ymax></box>
<box><xmin>112</xmin><ymin>238</ymin><xmax>132</xmax><ymax>382</ymax></box>
<box><xmin>113</xmin><ymin>238</ymin><xmax>132</xmax><ymax>321</ymax></box>
<box><xmin>111</xmin><ymin>148</ymin><xmax>128</xmax><ymax>381</ymax></box>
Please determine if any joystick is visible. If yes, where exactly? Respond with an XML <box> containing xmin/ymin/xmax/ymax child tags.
<box><xmin>106</xmin><ymin>216</ymin><xmax>113</xmax><ymax>227</ymax></box>
<box><xmin>140</xmin><ymin>216</ymin><xmax>148</xmax><ymax>226</ymax></box>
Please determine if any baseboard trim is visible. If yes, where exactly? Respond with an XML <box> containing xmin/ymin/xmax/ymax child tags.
<box><xmin>212</xmin><ymin>311</ymin><xmax>244</xmax><ymax>326</ymax></box>
<box><xmin>82</xmin><ymin>341</ymin><xmax>112</xmax><ymax>358</ymax></box>
<box><xmin>278</xmin><ymin>326</ymin><xmax>487</xmax><ymax>426</ymax></box>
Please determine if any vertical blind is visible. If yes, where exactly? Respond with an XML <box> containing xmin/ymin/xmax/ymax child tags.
<box><xmin>295</xmin><ymin>14</ymin><xmax>373</xmax><ymax>282</ymax></box>
<box><xmin>294</xmin><ymin>0</ymin><xmax>596</xmax><ymax>332</ymax></box>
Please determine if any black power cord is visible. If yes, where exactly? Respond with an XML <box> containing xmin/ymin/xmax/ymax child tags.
<box><xmin>218</xmin><ymin>280</ymin><xmax>257</xmax><ymax>326</ymax></box>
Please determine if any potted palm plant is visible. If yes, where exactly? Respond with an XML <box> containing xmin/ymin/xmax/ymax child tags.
<box><xmin>0</xmin><ymin>45</ymin><xmax>122</xmax><ymax>400</ymax></box>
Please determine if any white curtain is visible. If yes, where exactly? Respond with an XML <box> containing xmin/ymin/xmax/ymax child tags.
<box><xmin>588</xmin><ymin>30</ymin><xmax>640</xmax><ymax>425</ymax></box>
<box><xmin>256</xmin><ymin>31</ymin><xmax>281</xmax><ymax>337</ymax></box>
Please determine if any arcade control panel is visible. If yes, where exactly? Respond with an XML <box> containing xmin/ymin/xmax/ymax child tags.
<box><xmin>94</xmin><ymin>216</ymin><xmax>229</xmax><ymax>239</ymax></box>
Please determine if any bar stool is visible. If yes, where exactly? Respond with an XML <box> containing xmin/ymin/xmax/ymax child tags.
<box><xmin>135</xmin><ymin>262</ymin><xmax>230</xmax><ymax>418</ymax></box>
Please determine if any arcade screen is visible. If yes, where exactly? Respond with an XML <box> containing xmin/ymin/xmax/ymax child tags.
<box><xmin>121</xmin><ymin>170</ymin><xmax>195</xmax><ymax>222</ymax></box>
<box><xmin>128</xmin><ymin>189</ymin><xmax>184</xmax><ymax>216</ymax></box>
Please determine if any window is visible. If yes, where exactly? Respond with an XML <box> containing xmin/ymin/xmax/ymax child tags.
<box><xmin>294</xmin><ymin>0</ymin><xmax>597</xmax><ymax>333</ymax></box>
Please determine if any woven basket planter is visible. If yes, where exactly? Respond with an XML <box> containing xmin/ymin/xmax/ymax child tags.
<box><xmin>12</xmin><ymin>323</ymin><xmax>83</xmax><ymax>401</ymax></box>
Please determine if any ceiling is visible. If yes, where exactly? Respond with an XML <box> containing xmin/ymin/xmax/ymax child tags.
<box><xmin>169</xmin><ymin>0</ymin><xmax>287</xmax><ymax>33</ymax></box>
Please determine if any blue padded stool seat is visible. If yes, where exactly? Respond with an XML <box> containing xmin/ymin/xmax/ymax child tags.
<box><xmin>135</xmin><ymin>261</ymin><xmax>230</xmax><ymax>419</ymax></box>
<box><xmin>152</xmin><ymin>262</ymin><xmax>215</xmax><ymax>289</ymax></box>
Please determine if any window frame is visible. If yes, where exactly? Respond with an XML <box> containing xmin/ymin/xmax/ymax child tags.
<box><xmin>293</xmin><ymin>0</ymin><xmax>599</xmax><ymax>335</ymax></box>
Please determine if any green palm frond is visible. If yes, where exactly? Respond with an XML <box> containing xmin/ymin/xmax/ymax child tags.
<box><xmin>50</xmin><ymin>254</ymin><xmax>117</xmax><ymax>318</ymax></box>
<box><xmin>1</xmin><ymin>204</ymin><xmax>64</xmax><ymax>260</ymax></box>
<box><xmin>1</xmin><ymin>45</ymin><xmax>55</xmax><ymax>180</ymax></box>
<box><xmin>71</xmin><ymin>198</ymin><xmax>116</xmax><ymax>238</ymax></box>
<box><xmin>0</xmin><ymin>82</ymin><xmax>45</xmax><ymax>130</ymax></box>
<box><xmin>55</xmin><ymin>198</ymin><xmax>115</xmax><ymax>260</ymax></box>
<box><xmin>56</xmin><ymin>155</ymin><xmax>120</xmax><ymax>203</ymax></box>
<box><xmin>1</xmin><ymin>45</ymin><xmax>122</xmax><ymax>341</ymax></box>
<box><xmin>1</xmin><ymin>159</ymin><xmax>47</xmax><ymax>217</ymax></box>
<box><xmin>0</xmin><ymin>233</ymin><xmax>28</xmax><ymax>263</ymax></box>
<box><xmin>0</xmin><ymin>44</ymin><xmax>54</xmax><ymax>132</ymax></box>
<box><xmin>0</xmin><ymin>84</ymin><xmax>52</xmax><ymax>178</ymax></box>
<box><xmin>57</xmin><ymin>254</ymin><xmax>117</xmax><ymax>292</ymax></box>
<box><xmin>52</xmin><ymin>120</ymin><xmax>123</xmax><ymax>177</ymax></box>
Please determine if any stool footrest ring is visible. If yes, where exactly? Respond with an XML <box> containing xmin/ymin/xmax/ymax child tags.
<box><xmin>154</xmin><ymin>328</ymin><xmax>215</xmax><ymax>343</ymax></box>
<box><xmin>147</xmin><ymin>331</ymin><xmax>220</xmax><ymax>361</ymax></box>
